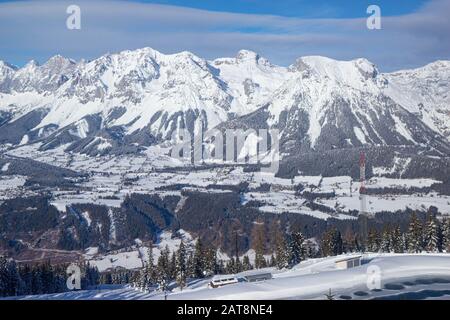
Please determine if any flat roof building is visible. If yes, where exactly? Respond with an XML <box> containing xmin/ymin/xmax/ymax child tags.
<box><xmin>243</xmin><ymin>272</ymin><xmax>273</xmax><ymax>283</ymax></box>
<box><xmin>335</xmin><ymin>256</ymin><xmax>362</xmax><ymax>270</ymax></box>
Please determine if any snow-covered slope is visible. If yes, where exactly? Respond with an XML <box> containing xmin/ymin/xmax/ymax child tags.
<box><xmin>212</xmin><ymin>50</ymin><xmax>289</xmax><ymax>115</ymax></box>
<box><xmin>384</xmin><ymin>61</ymin><xmax>450</xmax><ymax>141</ymax></box>
<box><xmin>0</xmin><ymin>61</ymin><xmax>17</xmax><ymax>92</ymax></box>
<box><xmin>0</xmin><ymin>48</ymin><xmax>449</xmax><ymax>156</ymax></box>
<box><xmin>52</xmin><ymin>48</ymin><xmax>233</xmax><ymax>137</ymax></box>
<box><xmin>223</xmin><ymin>55</ymin><xmax>450</xmax><ymax>154</ymax></box>
<box><xmin>0</xmin><ymin>48</ymin><xmax>236</xmax><ymax>152</ymax></box>
<box><xmin>166</xmin><ymin>254</ymin><xmax>450</xmax><ymax>300</ymax></box>
<box><xmin>6</xmin><ymin>254</ymin><xmax>450</xmax><ymax>300</ymax></box>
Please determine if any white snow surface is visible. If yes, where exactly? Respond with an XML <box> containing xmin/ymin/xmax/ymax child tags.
<box><xmin>7</xmin><ymin>254</ymin><xmax>450</xmax><ymax>300</ymax></box>
<box><xmin>1</xmin><ymin>48</ymin><xmax>448</xmax><ymax>147</ymax></box>
<box><xmin>87</xmin><ymin>230</ymin><xmax>195</xmax><ymax>272</ymax></box>
<box><xmin>1</xmin><ymin>162</ymin><xmax>9</xmax><ymax>172</ymax></box>
<box><xmin>384</xmin><ymin>60</ymin><xmax>450</xmax><ymax>140</ymax></box>
<box><xmin>6</xmin><ymin>142</ymin><xmax>449</xmax><ymax>220</ymax></box>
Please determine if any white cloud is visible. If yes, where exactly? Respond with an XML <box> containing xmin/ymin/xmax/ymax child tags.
<box><xmin>0</xmin><ymin>0</ymin><xmax>449</xmax><ymax>71</ymax></box>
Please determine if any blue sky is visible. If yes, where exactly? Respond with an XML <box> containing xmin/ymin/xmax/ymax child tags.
<box><xmin>134</xmin><ymin>0</ymin><xmax>427</xmax><ymax>18</ymax></box>
<box><xmin>0</xmin><ymin>0</ymin><xmax>449</xmax><ymax>71</ymax></box>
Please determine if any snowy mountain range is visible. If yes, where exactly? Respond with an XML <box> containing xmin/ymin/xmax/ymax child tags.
<box><xmin>1</xmin><ymin>47</ymin><xmax>450</xmax><ymax>275</ymax></box>
<box><xmin>0</xmin><ymin>47</ymin><xmax>449</xmax><ymax>156</ymax></box>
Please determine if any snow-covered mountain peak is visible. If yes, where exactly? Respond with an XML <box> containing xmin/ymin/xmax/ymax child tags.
<box><xmin>0</xmin><ymin>61</ymin><xmax>17</xmax><ymax>92</ymax></box>
<box><xmin>387</xmin><ymin>60</ymin><xmax>450</xmax><ymax>85</ymax></box>
<box><xmin>28</xmin><ymin>47</ymin><xmax>234</xmax><ymax>143</ymax></box>
<box><xmin>258</xmin><ymin>55</ymin><xmax>450</xmax><ymax>152</ymax></box>
<box><xmin>119</xmin><ymin>46</ymin><xmax>162</xmax><ymax>57</ymax></box>
<box><xmin>213</xmin><ymin>50</ymin><xmax>272</xmax><ymax>69</ymax></box>
<box><xmin>57</xmin><ymin>48</ymin><xmax>162</xmax><ymax>103</ymax></box>
<box><xmin>384</xmin><ymin>59</ymin><xmax>450</xmax><ymax>110</ymax></box>
<box><xmin>383</xmin><ymin>60</ymin><xmax>450</xmax><ymax>141</ymax></box>
<box><xmin>0</xmin><ymin>47</ymin><xmax>449</xmax><ymax>156</ymax></box>
<box><xmin>211</xmin><ymin>50</ymin><xmax>288</xmax><ymax>115</ymax></box>
<box><xmin>353</xmin><ymin>58</ymin><xmax>379</xmax><ymax>78</ymax></box>
<box><xmin>44</xmin><ymin>54</ymin><xmax>76</xmax><ymax>68</ymax></box>
<box><xmin>62</xmin><ymin>47</ymin><xmax>214</xmax><ymax>102</ymax></box>
<box><xmin>24</xmin><ymin>59</ymin><xmax>40</xmax><ymax>68</ymax></box>
<box><xmin>40</xmin><ymin>55</ymin><xmax>77</xmax><ymax>80</ymax></box>
<box><xmin>396</xmin><ymin>60</ymin><xmax>450</xmax><ymax>73</ymax></box>
<box><xmin>169</xmin><ymin>50</ymin><xmax>201</xmax><ymax>60</ymax></box>
<box><xmin>0</xmin><ymin>60</ymin><xmax>17</xmax><ymax>71</ymax></box>
<box><xmin>0</xmin><ymin>61</ymin><xmax>16</xmax><ymax>77</ymax></box>
<box><xmin>10</xmin><ymin>56</ymin><xmax>77</xmax><ymax>94</ymax></box>
<box><xmin>236</xmin><ymin>49</ymin><xmax>259</xmax><ymax>61</ymax></box>
<box><xmin>236</xmin><ymin>49</ymin><xmax>273</xmax><ymax>67</ymax></box>
<box><xmin>291</xmin><ymin>56</ymin><xmax>380</xmax><ymax>86</ymax></box>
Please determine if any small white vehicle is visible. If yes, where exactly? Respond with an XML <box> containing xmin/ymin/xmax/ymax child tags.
<box><xmin>209</xmin><ymin>275</ymin><xmax>239</xmax><ymax>288</ymax></box>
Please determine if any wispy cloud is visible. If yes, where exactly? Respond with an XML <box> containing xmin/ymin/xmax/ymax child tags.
<box><xmin>0</xmin><ymin>0</ymin><xmax>449</xmax><ymax>71</ymax></box>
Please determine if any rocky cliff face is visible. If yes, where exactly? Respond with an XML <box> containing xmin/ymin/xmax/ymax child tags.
<box><xmin>0</xmin><ymin>48</ymin><xmax>449</xmax><ymax>156</ymax></box>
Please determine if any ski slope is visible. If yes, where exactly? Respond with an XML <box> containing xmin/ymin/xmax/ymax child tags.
<box><xmin>6</xmin><ymin>254</ymin><xmax>450</xmax><ymax>300</ymax></box>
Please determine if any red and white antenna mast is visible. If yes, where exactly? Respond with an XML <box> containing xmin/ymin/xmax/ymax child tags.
<box><xmin>359</xmin><ymin>151</ymin><xmax>367</xmax><ymax>214</ymax></box>
<box><xmin>359</xmin><ymin>152</ymin><xmax>366</xmax><ymax>195</ymax></box>
<box><xmin>359</xmin><ymin>151</ymin><xmax>368</xmax><ymax>248</ymax></box>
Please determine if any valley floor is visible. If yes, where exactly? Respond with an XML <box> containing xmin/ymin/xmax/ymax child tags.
<box><xmin>3</xmin><ymin>143</ymin><xmax>450</xmax><ymax>223</ymax></box>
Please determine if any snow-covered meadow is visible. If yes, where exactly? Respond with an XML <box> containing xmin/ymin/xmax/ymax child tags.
<box><xmin>86</xmin><ymin>230</ymin><xmax>195</xmax><ymax>272</ymax></box>
<box><xmin>4</xmin><ymin>142</ymin><xmax>450</xmax><ymax>221</ymax></box>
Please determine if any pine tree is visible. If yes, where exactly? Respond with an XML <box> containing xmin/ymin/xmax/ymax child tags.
<box><xmin>424</xmin><ymin>214</ymin><xmax>440</xmax><ymax>253</ymax></box>
<box><xmin>193</xmin><ymin>239</ymin><xmax>205</xmax><ymax>278</ymax></box>
<box><xmin>367</xmin><ymin>229</ymin><xmax>380</xmax><ymax>252</ymax></box>
<box><xmin>255</xmin><ymin>251</ymin><xmax>267</xmax><ymax>269</ymax></box>
<box><xmin>175</xmin><ymin>241</ymin><xmax>187</xmax><ymax>291</ymax></box>
<box><xmin>0</xmin><ymin>256</ymin><xmax>10</xmax><ymax>297</ymax></box>
<box><xmin>402</xmin><ymin>233</ymin><xmax>408</xmax><ymax>253</ymax></box>
<box><xmin>186</xmin><ymin>252</ymin><xmax>195</xmax><ymax>278</ymax></box>
<box><xmin>0</xmin><ymin>257</ymin><xmax>24</xmax><ymax>297</ymax></box>
<box><xmin>269</xmin><ymin>220</ymin><xmax>282</xmax><ymax>254</ymax></box>
<box><xmin>289</xmin><ymin>231</ymin><xmax>305</xmax><ymax>266</ymax></box>
<box><xmin>252</xmin><ymin>222</ymin><xmax>267</xmax><ymax>269</ymax></box>
<box><xmin>147</xmin><ymin>245</ymin><xmax>156</xmax><ymax>284</ymax></box>
<box><xmin>343</xmin><ymin>228</ymin><xmax>357</xmax><ymax>253</ymax></box>
<box><xmin>204</xmin><ymin>248</ymin><xmax>217</xmax><ymax>276</ymax></box>
<box><xmin>442</xmin><ymin>219</ymin><xmax>450</xmax><ymax>252</ymax></box>
<box><xmin>391</xmin><ymin>226</ymin><xmax>404</xmax><ymax>253</ymax></box>
<box><xmin>303</xmin><ymin>239</ymin><xmax>317</xmax><ymax>258</ymax></box>
<box><xmin>380</xmin><ymin>227</ymin><xmax>392</xmax><ymax>253</ymax></box>
<box><xmin>170</xmin><ymin>253</ymin><xmax>177</xmax><ymax>279</ymax></box>
<box><xmin>321</xmin><ymin>230</ymin><xmax>332</xmax><ymax>257</ymax></box>
<box><xmin>11</xmin><ymin>261</ymin><xmax>80</xmax><ymax>295</ymax></box>
<box><xmin>242</xmin><ymin>255</ymin><xmax>252</xmax><ymax>271</ymax></box>
<box><xmin>40</xmin><ymin>261</ymin><xmax>55</xmax><ymax>294</ymax></box>
<box><xmin>84</xmin><ymin>263</ymin><xmax>100</xmax><ymax>288</ymax></box>
<box><xmin>234</xmin><ymin>256</ymin><xmax>243</xmax><ymax>273</ymax></box>
<box><xmin>225</xmin><ymin>258</ymin><xmax>235</xmax><ymax>274</ymax></box>
<box><xmin>217</xmin><ymin>259</ymin><xmax>225</xmax><ymax>274</ymax></box>
<box><xmin>156</xmin><ymin>245</ymin><xmax>171</xmax><ymax>292</ymax></box>
<box><xmin>31</xmin><ymin>267</ymin><xmax>43</xmax><ymax>294</ymax></box>
<box><xmin>324</xmin><ymin>288</ymin><xmax>335</xmax><ymax>300</ymax></box>
<box><xmin>232</xmin><ymin>229</ymin><xmax>242</xmax><ymax>273</ymax></box>
<box><xmin>137</xmin><ymin>245</ymin><xmax>156</xmax><ymax>291</ymax></box>
<box><xmin>407</xmin><ymin>213</ymin><xmax>424</xmax><ymax>253</ymax></box>
<box><xmin>275</xmin><ymin>234</ymin><xmax>289</xmax><ymax>269</ymax></box>
<box><xmin>334</xmin><ymin>229</ymin><xmax>343</xmax><ymax>256</ymax></box>
<box><xmin>137</xmin><ymin>268</ymin><xmax>147</xmax><ymax>291</ymax></box>
<box><xmin>20</xmin><ymin>264</ymin><xmax>33</xmax><ymax>295</ymax></box>
<box><xmin>322</xmin><ymin>228</ymin><xmax>343</xmax><ymax>257</ymax></box>
<box><xmin>269</xmin><ymin>254</ymin><xmax>276</xmax><ymax>267</ymax></box>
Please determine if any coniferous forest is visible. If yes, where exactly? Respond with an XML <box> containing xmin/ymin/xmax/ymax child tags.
<box><xmin>1</xmin><ymin>214</ymin><xmax>449</xmax><ymax>298</ymax></box>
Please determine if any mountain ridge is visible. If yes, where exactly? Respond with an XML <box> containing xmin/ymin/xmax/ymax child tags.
<box><xmin>0</xmin><ymin>47</ymin><xmax>449</xmax><ymax>157</ymax></box>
